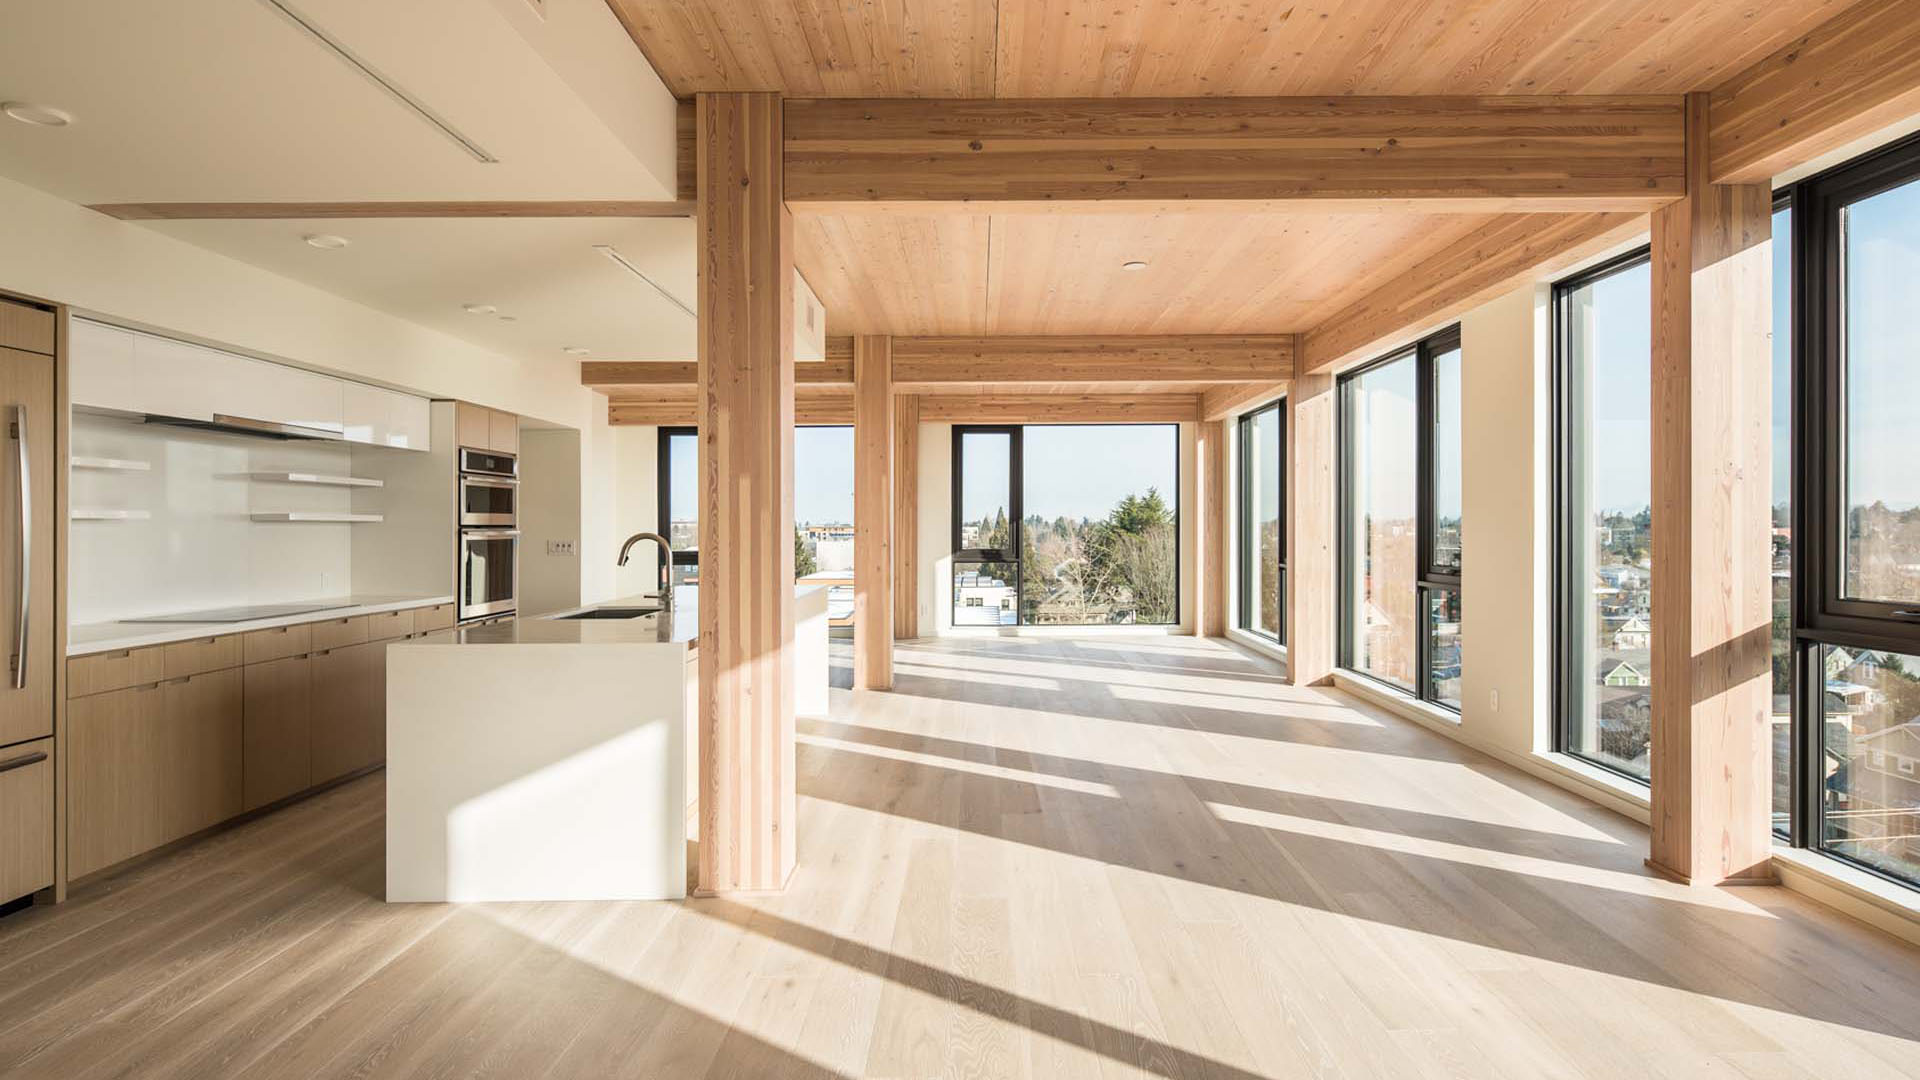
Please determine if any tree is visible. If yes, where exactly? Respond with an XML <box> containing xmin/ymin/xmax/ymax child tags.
<box><xmin>794</xmin><ymin>527</ymin><xmax>818</xmax><ymax>578</ymax></box>
<box><xmin>1082</xmin><ymin>488</ymin><xmax>1177</xmax><ymax>623</ymax></box>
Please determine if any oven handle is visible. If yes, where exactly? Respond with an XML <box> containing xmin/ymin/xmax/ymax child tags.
<box><xmin>463</xmin><ymin>529</ymin><xmax>521</xmax><ymax>539</ymax></box>
<box><xmin>460</xmin><ymin>475</ymin><xmax>519</xmax><ymax>489</ymax></box>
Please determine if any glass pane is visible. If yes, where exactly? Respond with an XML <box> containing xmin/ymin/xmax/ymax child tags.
<box><xmin>1345</xmin><ymin>354</ymin><xmax>1419</xmax><ymax>690</ymax></box>
<box><xmin>1243</xmin><ymin>406</ymin><xmax>1283</xmax><ymax>639</ymax></box>
<box><xmin>1818</xmin><ymin>645</ymin><xmax>1920</xmax><ymax>887</ymax></box>
<box><xmin>1840</xmin><ymin>175</ymin><xmax>1920</xmax><ymax>603</ymax></box>
<box><xmin>1771</xmin><ymin>203</ymin><xmax>1794</xmax><ymax>838</ymax></box>
<box><xmin>665</xmin><ymin>431</ymin><xmax>698</xmax><ymax>556</ymax></box>
<box><xmin>1427</xmin><ymin>588</ymin><xmax>1463</xmax><ymax>711</ymax></box>
<box><xmin>795</xmin><ymin>426</ymin><xmax>855</xmax><ymax>629</ymax></box>
<box><xmin>953</xmin><ymin>561</ymin><xmax>1019</xmax><ymax>626</ymax></box>
<box><xmin>958</xmin><ymin>431</ymin><xmax>1013</xmax><ymax>552</ymax></box>
<box><xmin>1562</xmin><ymin>259</ymin><xmax>1654</xmax><ymax>780</ymax></box>
<box><xmin>1431</xmin><ymin>344</ymin><xmax>1463</xmax><ymax>574</ymax></box>
<box><xmin>1020</xmin><ymin>425</ymin><xmax>1179</xmax><ymax>626</ymax></box>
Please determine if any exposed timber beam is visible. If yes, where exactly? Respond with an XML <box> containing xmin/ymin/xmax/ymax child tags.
<box><xmin>783</xmin><ymin>96</ymin><xmax>1685</xmax><ymax>211</ymax></box>
<box><xmin>1709</xmin><ymin>0</ymin><xmax>1920</xmax><ymax>185</ymax></box>
<box><xmin>918</xmin><ymin>394</ymin><xmax>1199</xmax><ymax>425</ymax></box>
<box><xmin>87</xmin><ymin>201</ymin><xmax>696</xmax><ymax>220</ymax></box>
<box><xmin>1300</xmin><ymin>212</ymin><xmax>1645</xmax><ymax>376</ymax></box>
<box><xmin>852</xmin><ymin>335</ymin><xmax>894</xmax><ymax>690</ymax></box>
<box><xmin>1201</xmin><ymin>376</ymin><xmax>1292</xmax><ymax>422</ymax></box>
<box><xmin>606</xmin><ymin>385</ymin><xmax>852</xmax><ymax>427</ymax></box>
<box><xmin>588</xmin><ymin>335</ymin><xmax>1291</xmax><ymax>394</ymax></box>
<box><xmin>891</xmin><ymin>335</ymin><xmax>1292</xmax><ymax>390</ymax></box>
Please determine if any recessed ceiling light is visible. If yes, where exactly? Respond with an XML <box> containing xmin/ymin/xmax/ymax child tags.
<box><xmin>562</xmin><ymin>346</ymin><xmax>589</xmax><ymax>356</ymax></box>
<box><xmin>302</xmin><ymin>233</ymin><xmax>350</xmax><ymax>250</ymax></box>
<box><xmin>2</xmin><ymin>102</ymin><xmax>73</xmax><ymax>127</ymax></box>
<box><xmin>1121</xmin><ymin>260</ymin><xmax>1149</xmax><ymax>272</ymax></box>
<box><xmin>462</xmin><ymin>303</ymin><xmax>497</xmax><ymax>315</ymax></box>
<box><xmin>498</xmin><ymin>315</ymin><xmax>517</xmax><ymax>322</ymax></box>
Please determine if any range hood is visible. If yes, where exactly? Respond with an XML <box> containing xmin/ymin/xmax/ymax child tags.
<box><xmin>142</xmin><ymin>412</ymin><xmax>345</xmax><ymax>442</ymax></box>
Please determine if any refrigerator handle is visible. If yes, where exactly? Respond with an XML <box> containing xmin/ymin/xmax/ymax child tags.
<box><xmin>12</xmin><ymin>405</ymin><xmax>28</xmax><ymax>690</ymax></box>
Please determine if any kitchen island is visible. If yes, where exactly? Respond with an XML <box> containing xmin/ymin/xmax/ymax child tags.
<box><xmin>384</xmin><ymin>583</ymin><xmax>830</xmax><ymax>902</ymax></box>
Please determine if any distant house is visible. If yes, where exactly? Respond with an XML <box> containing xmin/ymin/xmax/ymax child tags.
<box><xmin>1603</xmin><ymin>661</ymin><xmax>1649</xmax><ymax>687</ymax></box>
<box><xmin>1611</xmin><ymin>615</ymin><xmax>1651</xmax><ymax>651</ymax></box>
<box><xmin>1858</xmin><ymin>720</ymin><xmax>1920</xmax><ymax>780</ymax></box>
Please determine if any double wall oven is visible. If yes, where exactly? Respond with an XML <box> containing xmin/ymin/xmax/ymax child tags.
<box><xmin>457</xmin><ymin>447</ymin><xmax>517</xmax><ymax>621</ymax></box>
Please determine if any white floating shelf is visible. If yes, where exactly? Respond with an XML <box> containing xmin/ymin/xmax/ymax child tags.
<box><xmin>72</xmin><ymin>508</ymin><xmax>152</xmax><ymax>521</ymax></box>
<box><xmin>246</xmin><ymin>472</ymin><xmax>384</xmax><ymax>488</ymax></box>
<box><xmin>251</xmin><ymin>512</ymin><xmax>385</xmax><ymax>524</ymax></box>
<box><xmin>72</xmin><ymin>456</ymin><xmax>152</xmax><ymax>472</ymax></box>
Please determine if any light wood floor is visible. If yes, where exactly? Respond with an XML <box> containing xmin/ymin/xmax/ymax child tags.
<box><xmin>4</xmin><ymin>636</ymin><xmax>1920</xmax><ymax>1079</ymax></box>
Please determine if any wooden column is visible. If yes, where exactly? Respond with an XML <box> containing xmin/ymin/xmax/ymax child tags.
<box><xmin>696</xmin><ymin>91</ymin><xmax>796</xmax><ymax>894</ymax></box>
<box><xmin>853</xmin><ymin>335</ymin><xmax>894</xmax><ymax>689</ymax></box>
<box><xmin>1647</xmin><ymin>93</ymin><xmax>1775</xmax><ymax>887</ymax></box>
<box><xmin>893</xmin><ymin>394</ymin><xmax>920</xmax><ymax>640</ymax></box>
<box><xmin>1199</xmin><ymin>419</ymin><xmax>1229</xmax><ymax>637</ymax></box>
<box><xmin>1286</xmin><ymin>363</ymin><xmax>1337</xmax><ymax>685</ymax></box>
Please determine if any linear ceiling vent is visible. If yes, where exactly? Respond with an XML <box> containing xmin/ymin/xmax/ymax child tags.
<box><xmin>257</xmin><ymin>0</ymin><xmax>499</xmax><ymax>164</ymax></box>
<box><xmin>594</xmin><ymin>245</ymin><xmax>696</xmax><ymax>320</ymax></box>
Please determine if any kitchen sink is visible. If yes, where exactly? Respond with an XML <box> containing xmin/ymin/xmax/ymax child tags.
<box><xmin>553</xmin><ymin>606</ymin><xmax>659</xmax><ymax>621</ymax></box>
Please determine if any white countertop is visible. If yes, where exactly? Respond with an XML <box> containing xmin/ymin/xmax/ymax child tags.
<box><xmin>405</xmin><ymin>583</ymin><xmax>832</xmax><ymax>651</ymax></box>
<box><xmin>69</xmin><ymin>594</ymin><xmax>455</xmax><ymax>656</ymax></box>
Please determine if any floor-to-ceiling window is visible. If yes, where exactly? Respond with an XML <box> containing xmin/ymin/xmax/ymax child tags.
<box><xmin>794</xmin><ymin>426</ymin><xmax>856</xmax><ymax>628</ymax></box>
<box><xmin>1785</xmin><ymin>133</ymin><xmax>1920</xmax><ymax>888</ymax></box>
<box><xmin>1772</xmin><ymin>195</ymin><xmax>1794</xmax><ymax>838</ymax></box>
<box><xmin>1553</xmin><ymin>250</ymin><xmax>1654</xmax><ymax>780</ymax></box>
<box><xmin>657</xmin><ymin>426</ymin><xmax>699</xmax><ymax>586</ymax></box>
<box><xmin>1237</xmin><ymin>402</ymin><xmax>1284</xmax><ymax>643</ymax></box>
<box><xmin>952</xmin><ymin>424</ymin><xmax>1180</xmax><ymax>627</ymax></box>
<box><xmin>1339</xmin><ymin>327</ymin><xmax>1463</xmax><ymax>708</ymax></box>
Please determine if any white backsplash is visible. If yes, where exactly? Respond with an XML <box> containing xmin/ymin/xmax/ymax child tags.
<box><xmin>72</xmin><ymin>412</ymin><xmax>359</xmax><ymax>624</ymax></box>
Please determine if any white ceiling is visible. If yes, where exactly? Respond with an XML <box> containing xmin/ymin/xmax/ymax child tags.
<box><xmin>0</xmin><ymin>0</ymin><xmax>690</xmax><ymax>367</ymax></box>
<box><xmin>145</xmin><ymin>216</ymin><xmax>697</xmax><ymax>361</ymax></box>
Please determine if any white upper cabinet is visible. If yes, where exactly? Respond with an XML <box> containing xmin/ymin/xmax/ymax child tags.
<box><xmin>70</xmin><ymin>319</ymin><xmax>428</xmax><ymax>451</ymax></box>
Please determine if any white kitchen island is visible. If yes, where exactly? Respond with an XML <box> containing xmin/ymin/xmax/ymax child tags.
<box><xmin>385</xmin><ymin>583</ymin><xmax>830</xmax><ymax>903</ymax></box>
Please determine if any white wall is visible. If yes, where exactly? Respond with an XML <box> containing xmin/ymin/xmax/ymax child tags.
<box><xmin>1458</xmin><ymin>284</ymin><xmax>1551</xmax><ymax>756</ymax></box>
<box><xmin>518</xmin><ymin>427</ymin><xmax>584</xmax><ymax>616</ymax></box>
<box><xmin>609</xmin><ymin>424</ymin><xmax>663</xmax><ymax>598</ymax></box>
<box><xmin>0</xmin><ymin>173</ymin><xmax>627</xmax><ymax>611</ymax></box>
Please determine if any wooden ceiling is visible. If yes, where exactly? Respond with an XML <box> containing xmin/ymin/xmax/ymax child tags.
<box><xmin>793</xmin><ymin>209</ymin><xmax>1492</xmax><ymax>335</ymax></box>
<box><xmin>608</xmin><ymin>0</ymin><xmax>1864</xmax><ymax>99</ymax></box>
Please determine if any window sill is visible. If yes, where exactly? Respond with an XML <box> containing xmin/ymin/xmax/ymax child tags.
<box><xmin>1332</xmin><ymin>669</ymin><xmax>1461</xmax><ymax>728</ymax></box>
<box><xmin>1771</xmin><ymin>845</ymin><xmax>1920</xmax><ymax>948</ymax></box>
<box><xmin>1226</xmin><ymin>628</ymin><xmax>1286</xmax><ymax>664</ymax></box>
<box><xmin>1526</xmin><ymin>751</ymin><xmax>1651</xmax><ymax>820</ymax></box>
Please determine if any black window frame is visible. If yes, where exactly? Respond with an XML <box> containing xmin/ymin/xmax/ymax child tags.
<box><xmin>656</xmin><ymin>425</ymin><xmax>700</xmax><ymax>573</ymax></box>
<box><xmin>950</xmin><ymin>422</ymin><xmax>1183</xmax><ymax>628</ymax></box>
<box><xmin>1549</xmin><ymin>245</ymin><xmax>1655</xmax><ymax>781</ymax></box>
<box><xmin>1337</xmin><ymin>325</ymin><xmax>1463</xmax><ymax>710</ymax></box>
<box><xmin>1236</xmin><ymin>400</ymin><xmax>1286</xmax><ymax>644</ymax></box>
<box><xmin>1783</xmin><ymin>130</ymin><xmax>1920</xmax><ymax>889</ymax></box>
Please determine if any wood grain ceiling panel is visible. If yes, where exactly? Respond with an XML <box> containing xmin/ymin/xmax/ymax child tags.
<box><xmin>794</xmin><ymin>208</ymin><xmax>1491</xmax><ymax>336</ymax></box>
<box><xmin>609</xmin><ymin>0</ymin><xmax>1866</xmax><ymax>98</ymax></box>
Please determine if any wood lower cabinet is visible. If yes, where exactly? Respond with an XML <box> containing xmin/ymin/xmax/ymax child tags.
<box><xmin>67</xmin><ymin>603</ymin><xmax>441</xmax><ymax>879</ymax></box>
<box><xmin>0</xmin><ymin>738</ymin><xmax>54</xmax><ymax>901</ymax></box>
<box><xmin>310</xmin><ymin>643</ymin><xmax>382</xmax><ymax>784</ymax></box>
<box><xmin>162</xmin><ymin>669</ymin><xmax>243</xmax><ymax>839</ymax></box>
<box><xmin>242</xmin><ymin>654</ymin><xmax>311</xmax><ymax>812</ymax></box>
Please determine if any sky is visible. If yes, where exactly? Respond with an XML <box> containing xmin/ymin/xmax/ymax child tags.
<box><xmin>1843</xmin><ymin>178</ymin><xmax>1920</xmax><ymax>511</ymax></box>
<box><xmin>961</xmin><ymin>424</ymin><xmax>1180</xmax><ymax>524</ymax></box>
<box><xmin>668</xmin><ymin>426</ymin><xmax>858</xmax><ymax>526</ymax></box>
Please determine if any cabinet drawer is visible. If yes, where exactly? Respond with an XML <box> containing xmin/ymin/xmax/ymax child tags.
<box><xmin>365</xmin><ymin>608</ymin><xmax>413</xmax><ymax>641</ymax></box>
<box><xmin>163</xmin><ymin>634</ymin><xmax>241</xmax><ymax>679</ymax></box>
<box><xmin>0</xmin><ymin>301</ymin><xmax>55</xmax><ymax>356</ymax></box>
<box><xmin>242</xmin><ymin>623</ymin><xmax>311</xmax><ymax>665</ymax></box>
<box><xmin>69</xmin><ymin>646</ymin><xmax>165</xmax><ymax>698</ymax></box>
<box><xmin>0</xmin><ymin>737</ymin><xmax>53</xmax><ymax>902</ymax></box>
<box><xmin>412</xmin><ymin>603</ymin><xmax>455</xmax><ymax>632</ymax></box>
<box><xmin>310</xmin><ymin>615</ymin><xmax>368</xmax><ymax>652</ymax></box>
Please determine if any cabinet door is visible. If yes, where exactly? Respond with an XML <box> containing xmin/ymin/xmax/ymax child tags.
<box><xmin>488</xmin><ymin>409</ymin><xmax>518</xmax><ymax>455</ymax></box>
<box><xmin>0</xmin><ymin>347</ymin><xmax>54</xmax><ymax>747</ymax></box>
<box><xmin>68</xmin><ymin>683</ymin><xmax>167</xmax><ymax>878</ymax></box>
<box><xmin>161</xmin><ymin>668</ymin><xmax>243</xmax><ymax>838</ymax></box>
<box><xmin>341</xmin><ymin>380</ymin><xmax>387</xmax><ymax>446</ymax></box>
<box><xmin>455</xmin><ymin>402</ymin><xmax>490</xmax><ymax>451</ymax></box>
<box><xmin>387</xmin><ymin>392</ymin><xmax>431</xmax><ymax>451</ymax></box>
<box><xmin>0</xmin><ymin>737</ymin><xmax>53</xmax><ymax>901</ymax></box>
<box><xmin>310</xmin><ymin>644</ymin><xmax>380</xmax><ymax>783</ymax></box>
<box><xmin>243</xmin><ymin>655</ymin><xmax>311</xmax><ymax>811</ymax></box>
<box><xmin>68</xmin><ymin>319</ymin><xmax>136</xmax><ymax>414</ymax></box>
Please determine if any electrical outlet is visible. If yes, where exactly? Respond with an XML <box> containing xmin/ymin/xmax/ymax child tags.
<box><xmin>1489</xmin><ymin>688</ymin><xmax>1499</xmax><ymax>712</ymax></box>
<box><xmin>546</xmin><ymin>539</ymin><xmax>576</xmax><ymax>557</ymax></box>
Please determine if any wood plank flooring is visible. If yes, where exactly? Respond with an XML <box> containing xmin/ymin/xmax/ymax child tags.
<box><xmin>4</xmin><ymin>636</ymin><xmax>1920</xmax><ymax>1079</ymax></box>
